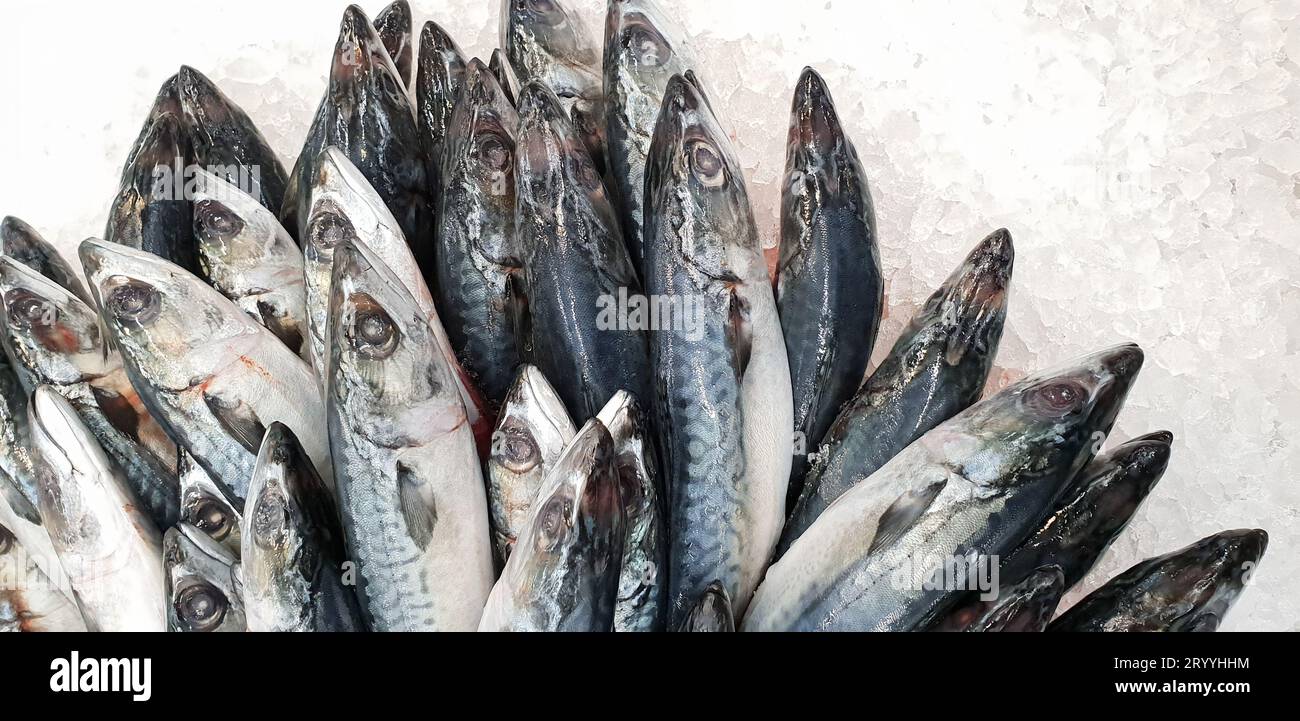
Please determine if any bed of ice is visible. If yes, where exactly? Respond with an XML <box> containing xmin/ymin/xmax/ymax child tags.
<box><xmin>1</xmin><ymin>0</ymin><xmax>1296</xmax><ymax>631</ymax></box>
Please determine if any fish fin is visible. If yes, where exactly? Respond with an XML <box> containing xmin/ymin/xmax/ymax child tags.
<box><xmin>868</xmin><ymin>478</ymin><xmax>948</xmax><ymax>555</ymax></box>
<box><xmin>203</xmin><ymin>392</ymin><xmax>267</xmax><ymax>455</ymax></box>
<box><xmin>727</xmin><ymin>287</ymin><xmax>752</xmax><ymax>380</ymax></box>
<box><xmin>396</xmin><ymin>462</ymin><xmax>437</xmax><ymax>550</ymax></box>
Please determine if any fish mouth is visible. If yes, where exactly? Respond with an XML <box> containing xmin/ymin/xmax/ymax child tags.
<box><xmin>1210</xmin><ymin>528</ymin><xmax>1269</xmax><ymax>568</ymax></box>
<box><xmin>1130</xmin><ymin>430</ymin><xmax>1174</xmax><ymax>446</ymax></box>
<box><xmin>419</xmin><ymin>20</ymin><xmax>460</xmax><ymax>60</ymax></box>
<box><xmin>0</xmin><ymin>216</ymin><xmax>41</xmax><ymax>254</ymax></box>
<box><xmin>789</xmin><ymin>67</ymin><xmax>845</xmax><ymax>160</ymax></box>
<box><xmin>1112</xmin><ymin>435</ymin><xmax>1172</xmax><ymax>482</ymax></box>
<box><xmin>176</xmin><ymin>66</ymin><xmax>230</xmax><ymax>125</ymax></box>
<box><xmin>1080</xmin><ymin>342</ymin><xmax>1144</xmax><ymax>434</ymax></box>
<box><xmin>938</xmin><ymin>229</ymin><xmax>1013</xmax><ymax>362</ymax></box>
<box><xmin>333</xmin><ymin>5</ymin><xmax>387</xmax><ymax>80</ymax></box>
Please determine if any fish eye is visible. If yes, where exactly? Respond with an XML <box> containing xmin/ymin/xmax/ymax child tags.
<box><xmin>4</xmin><ymin>289</ymin><xmax>53</xmax><ymax>330</ymax></box>
<box><xmin>476</xmin><ymin>133</ymin><xmax>512</xmax><ymax>173</ymax></box>
<box><xmin>496</xmin><ymin>428</ymin><xmax>541</xmax><ymax>473</ymax></box>
<box><xmin>193</xmin><ymin>199</ymin><xmax>244</xmax><ymax>240</ymax></box>
<box><xmin>190</xmin><ymin>498</ymin><xmax>233</xmax><ymax>542</ymax></box>
<box><xmin>688</xmin><ymin>139</ymin><xmax>726</xmax><ymax>188</ymax></box>
<box><xmin>624</xmin><ymin>20</ymin><xmax>670</xmax><ymax>67</ymax></box>
<box><xmin>106</xmin><ymin>279</ymin><xmax>162</xmax><ymax>327</ymax></box>
<box><xmin>1024</xmin><ymin>380</ymin><xmax>1089</xmax><ymax>417</ymax></box>
<box><xmin>252</xmin><ymin>488</ymin><xmax>288</xmax><ymax>549</ymax></box>
<box><xmin>347</xmin><ymin>293</ymin><xmax>401</xmax><ymax>360</ymax></box>
<box><xmin>534</xmin><ymin>496</ymin><xmax>571</xmax><ymax>553</ymax></box>
<box><xmin>174</xmin><ymin>581</ymin><xmax>228</xmax><ymax>632</ymax></box>
<box><xmin>306</xmin><ymin>210</ymin><xmax>354</xmax><ymax>250</ymax></box>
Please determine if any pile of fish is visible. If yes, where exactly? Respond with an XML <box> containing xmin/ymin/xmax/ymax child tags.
<box><xmin>0</xmin><ymin>1</ymin><xmax>1268</xmax><ymax>633</ymax></box>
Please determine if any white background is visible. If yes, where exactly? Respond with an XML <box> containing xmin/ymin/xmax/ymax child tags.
<box><xmin>1</xmin><ymin>0</ymin><xmax>1297</xmax><ymax>631</ymax></box>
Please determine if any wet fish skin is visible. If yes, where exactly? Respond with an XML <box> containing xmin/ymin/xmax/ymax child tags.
<box><xmin>778</xmin><ymin>229</ymin><xmax>1013</xmax><ymax>556</ymax></box>
<box><xmin>326</xmin><ymin>241</ymin><xmax>493</xmax><ymax>631</ymax></box>
<box><xmin>489</xmin><ymin>48</ymin><xmax>521</xmax><ymax>107</ymax></box>
<box><xmin>0</xmin><ymin>257</ymin><xmax>180</xmax><ymax>529</ymax></box>
<box><xmin>284</xmin><ymin>6</ymin><xmax>431</xmax><ymax>274</ymax></box>
<box><xmin>243</xmin><ymin>422</ymin><xmax>365</xmax><ymax>632</ymax></box>
<box><xmin>478</xmin><ymin>419</ymin><xmax>624</xmax><ymax>632</ymax></box>
<box><xmin>0</xmin><ymin>353</ymin><xmax>39</xmax><ymax>514</ymax></box>
<box><xmin>0</xmin><ymin>522</ymin><xmax>87</xmax><ymax>632</ymax></box>
<box><xmin>303</xmin><ymin>148</ymin><xmax>493</xmax><ymax>446</ymax></box>
<box><xmin>29</xmin><ymin>387</ymin><xmax>165</xmax><ymax>632</ymax></box>
<box><xmin>1050</xmin><ymin>529</ymin><xmax>1268</xmax><ymax>632</ymax></box>
<box><xmin>164</xmin><ymin>522</ymin><xmax>245</xmax><ymax>632</ymax></box>
<box><xmin>778</xmin><ymin>67</ymin><xmax>883</xmax><ymax>505</ymax></box>
<box><xmin>178</xmin><ymin>449</ymin><xmax>242</xmax><ymax>558</ymax></box>
<box><xmin>177</xmin><ymin>65</ymin><xmax>289</xmax><ymax>216</ymax></box>
<box><xmin>603</xmin><ymin>0</ymin><xmax>696</xmax><ymax>273</ymax></box>
<box><xmin>744</xmin><ymin>344</ymin><xmax>1144</xmax><ymax>632</ymax></box>
<box><xmin>677</xmin><ymin>581</ymin><xmax>735</xmax><ymax>632</ymax></box>
<box><xmin>515</xmin><ymin>80</ymin><xmax>651</xmax><ymax>423</ymax></box>
<box><xmin>931</xmin><ymin>566</ymin><xmax>1065</xmax><ymax>632</ymax></box>
<box><xmin>374</xmin><ymin>0</ymin><xmax>414</xmax><ymax>88</ymax></box>
<box><xmin>0</xmin><ymin>216</ymin><xmax>94</xmax><ymax>307</ymax></box>
<box><xmin>190</xmin><ymin>169</ymin><xmax>308</xmax><ymax>359</ymax></box>
<box><xmin>106</xmin><ymin>109</ymin><xmax>198</xmax><ymax>273</ymax></box>
<box><xmin>1000</xmin><ymin>433</ymin><xmax>1171</xmax><ymax>590</ymax></box>
<box><xmin>486</xmin><ymin>365</ymin><xmax>575</xmax><ymax>564</ymax></box>
<box><xmin>79</xmin><ymin>238</ymin><xmax>329</xmax><ymax>511</ymax></box>
<box><xmin>502</xmin><ymin>0</ymin><xmax>607</xmax><ymax>171</ymax></box>
<box><xmin>597</xmin><ymin>390</ymin><xmax>666</xmax><ymax>632</ymax></box>
<box><xmin>415</xmin><ymin>21</ymin><xmax>468</xmax><ymax>189</ymax></box>
<box><xmin>645</xmin><ymin>73</ymin><xmax>793</xmax><ymax>624</ymax></box>
<box><xmin>435</xmin><ymin>60</ymin><xmax>524</xmax><ymax>409</ymax></box>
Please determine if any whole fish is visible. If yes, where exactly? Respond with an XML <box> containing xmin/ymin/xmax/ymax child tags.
<box><xmin>304</xmin><ymin>147</ymin><xmax>492</xmax><ymax>446</ymax></box>
<box><xmin>0</xmin><ymin>257</ymin><xmax>180</xmax><ymax>528</ymax></box>
<box><xmin>29</xmin><ymin>387</ymin><xmax>165</xmax><ymax>632</ymax></box>
<box><xmin>778</xmin><ymin>68</ymin><xmax>884</xmax><ymax>504</ymax></box>
<box><xmin>190</xmin><ymin>169</ymin><xmax>309</xmax><ymax>359</ymax></box>
<box><xmin>515</xmin><ymin>80</ymin><xmax>651</xmax><ymax>423</ymax></box>
<box><xmin>478</xmin><ymin>419</ymin><xmax>624</xmax><ymax>632</ymax></box>
<box><xmin>435</xmin><ymin>59</ymin><xmax>524</xmax><ymax>408</ymax></box>
<box><xmin>415</xmin><ymin>20</ymin><xmax>467</xmax><ymax>186</ymax></box>
<box><xmin>999</xmin><ymin>432</ymin><xmax>1172</xmax><ymax>590</ymax></box>
<box><xmin>489</xmin><ymin>49</ymin><xmax>521</xmax><ymax>107</ymax></box>
<box><xmin>677</xmin><ymin>581</ymin><xmax>735</xmax><ymax>632</ymax></box>
<box><xmin>743</xmin><ymin>344</ymin><xmax>1144</xmax><ymax>632</ymax></box>
<box><xmin>284</xmin><ymin>5</ymin><xmax>431</xmax><ymax>272</ymax></box>
<box><xmin>373</xmin><ymin>0</ymin><xmax>414</xmax><ymax>88</ymax></box>
<box><xmin>645</xmin><ymin>73</ymin><xmax>793</xmax><ymax>623</ymax></box>
<box><xmin>0</xmin><ymin>522</ymin><xmax>87</xmax><ymax>632</ymax></box>
<box><xmin>486</xmin><ymin>365</ymin><xmax>575</xmax><ymax>564</ymax></box>
<box><xmin>326</xmin><ymin>241</ymin><xmax>493</xmax><ymax>631</ymax></box>
<box><xmin>79</xmin><ymin>238</ymin><xmax>330</xmax><ymax>510</ymax></box>
<box><xmin>0</xmin><ymin>216</ymin><xmax>93</xmax><ymax>306</ymax></box>
<box><xmin>177</xmin><ymin>65</ymin><xmax>289</xmax><ymax>215</ymax></box>
<box><xmin>163</xmin><ymin>523</ymin><xmax>245</xmax><ymax>632</ymax></box>
<box><xmin>243</xmin><ymin>422</ymin><xmax>365</xmax><ymax>632</ymax></box>
<box><xmin>1050</xmin><ymin>529</ymin><xmax>1268</xmax><ymax>632</ymax></box>
<box><xmin>932</xmin><ymin>566</ymin><xmax>1066</xmax><ymax>632</ymax></box>
<box><xmin>597</xmin><ymin>390</ymin><xmax>665</xmax><ymax>632</ymax></box>
<box><xmin>178</xmin><ymin>449</ymin><xmax>242</xmax><ymax>557</ymax></box>
<box><xmin>501</xmin><ymin>0</ymin><xmax>606</xmax><ymax>171</ymax></box>
<box><xmin>603</xmin><ymin>0</ymin><xmax>696</xmax><ymax>272</ymax></box>
<box><xmin>106</xmin><ymin>107</ymin><xmax>198</xmax><ymax>273</ymax></box>
<box><xmin>778</xmin><ymin>229</ymin><xmax>1012</xmax><ymax>556</ymax></box>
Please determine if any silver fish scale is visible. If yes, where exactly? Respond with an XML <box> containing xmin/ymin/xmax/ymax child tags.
<box><xmin>661</xmin><ymin>283</ymin><xmax>746</xmax><ymax>621</ymax></box>
<box><xmin>437</xmin><ymin>217</ymin><xmax>517</xmax><ymax>404</ymax></box>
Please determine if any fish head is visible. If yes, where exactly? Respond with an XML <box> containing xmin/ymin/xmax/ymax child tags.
<box><xmin>445</xmin><ymin>59</ymin><xmax>519</xmax><ymax>234</ymax></box>
<box><xmin>176</xmin><ymin>65</ymin><xmax>258</xmax><ymax>177</ymax></box>
<box><xmin>604</xmin><ymin>0</ymin><xmax>691</xmax><ymax>96</ymax></box>
<box><xmin>164</xmin><ymin>522</ymin><xmax>245</xmax><ymax>632</ymax></box>
<box><xmin>328</xmin><ymin>241</ymin><xmax>464</xmax><ymax>443</ymax></box>
<box><xmin>191</xmin><ymin>168</ymin><xmax>294</xmax><ymax>270</ymax></box>
<box><xmin>647</xmin><ymin>73</ymin><xmax>760</xmax><ymax>281</ymax></box>
<box><xmin>515</xmin><ymin>80</ymin><xmax>617</xmax><ymax>232</ymax></box>
<box><xmin>1102</xmin><ymin>434</ymin><xmax>1172</xmax><ymax>496</ymax></box>
<box><xmin>903</xmin><ymin>229</ymin><xmax>1014</xmax><ymax>369</ymax></box>
<box><xmin>510</xmin><ymin>419</ymin><xmax>623</xmax><ymax>606</ymax></box>
<box><xmin>491</xmin><ymin>366</ymin><xmax>576</xmax><ymax>490</ymax></box>
<box><xmin>308</xmin><ymin>147</ymin><xmax>408</xmax><ymax>257</ymax></box>
<box><xmin>678</xmin><ymin>580</ymin><xmax>735</xmax><ymax>632</ymax></box>
<box><xmin>178</xmin><ymin>449</ymin><xmax>242</xmax><ymax>553</ymax></box>
<box><xmin>373</xmin><ymin>1</ymin><xmax>413</xmax><ymax>82</ymax></box>
<box><xmin>488</xmin><ymin>49</ymin><xmax>521</xmax><ymax>104</ymax></box>
<box><xmin>955</xmin><ymin>343</ymin><xmax>1144</xmax><ymax>491</ymax></box>
<box><xmin>80</xmin><ymin>238</ymin><xmax>253</xmax><ymax>391</ymax></box>
<box><xmin>29</xmin><ymin>386</ymin><xmax>123</xmax><ymax>545</ymax></box>
<box><xmin>0</xmin><ymin>257</ymin><xmax>108</xmax><ymax>386</ymax></box>
<box><xmin>503</xmin><ymin>0</ymin><xmax>600</xmax><ymax>80</ymax></box>
<box><xmin>331</xmin><ymin>5</ymin><xmax>408</xmax><ymax>108</ymax></box>
<box><xmin>781</xmin><ymin>67</ymin><xmax>872</xmax><ymax>229</ymax></box>
<box><xmin>1167</xmin><ymin>529</ymin><xmax>1268</xmax><ymax>617</ymax></box>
